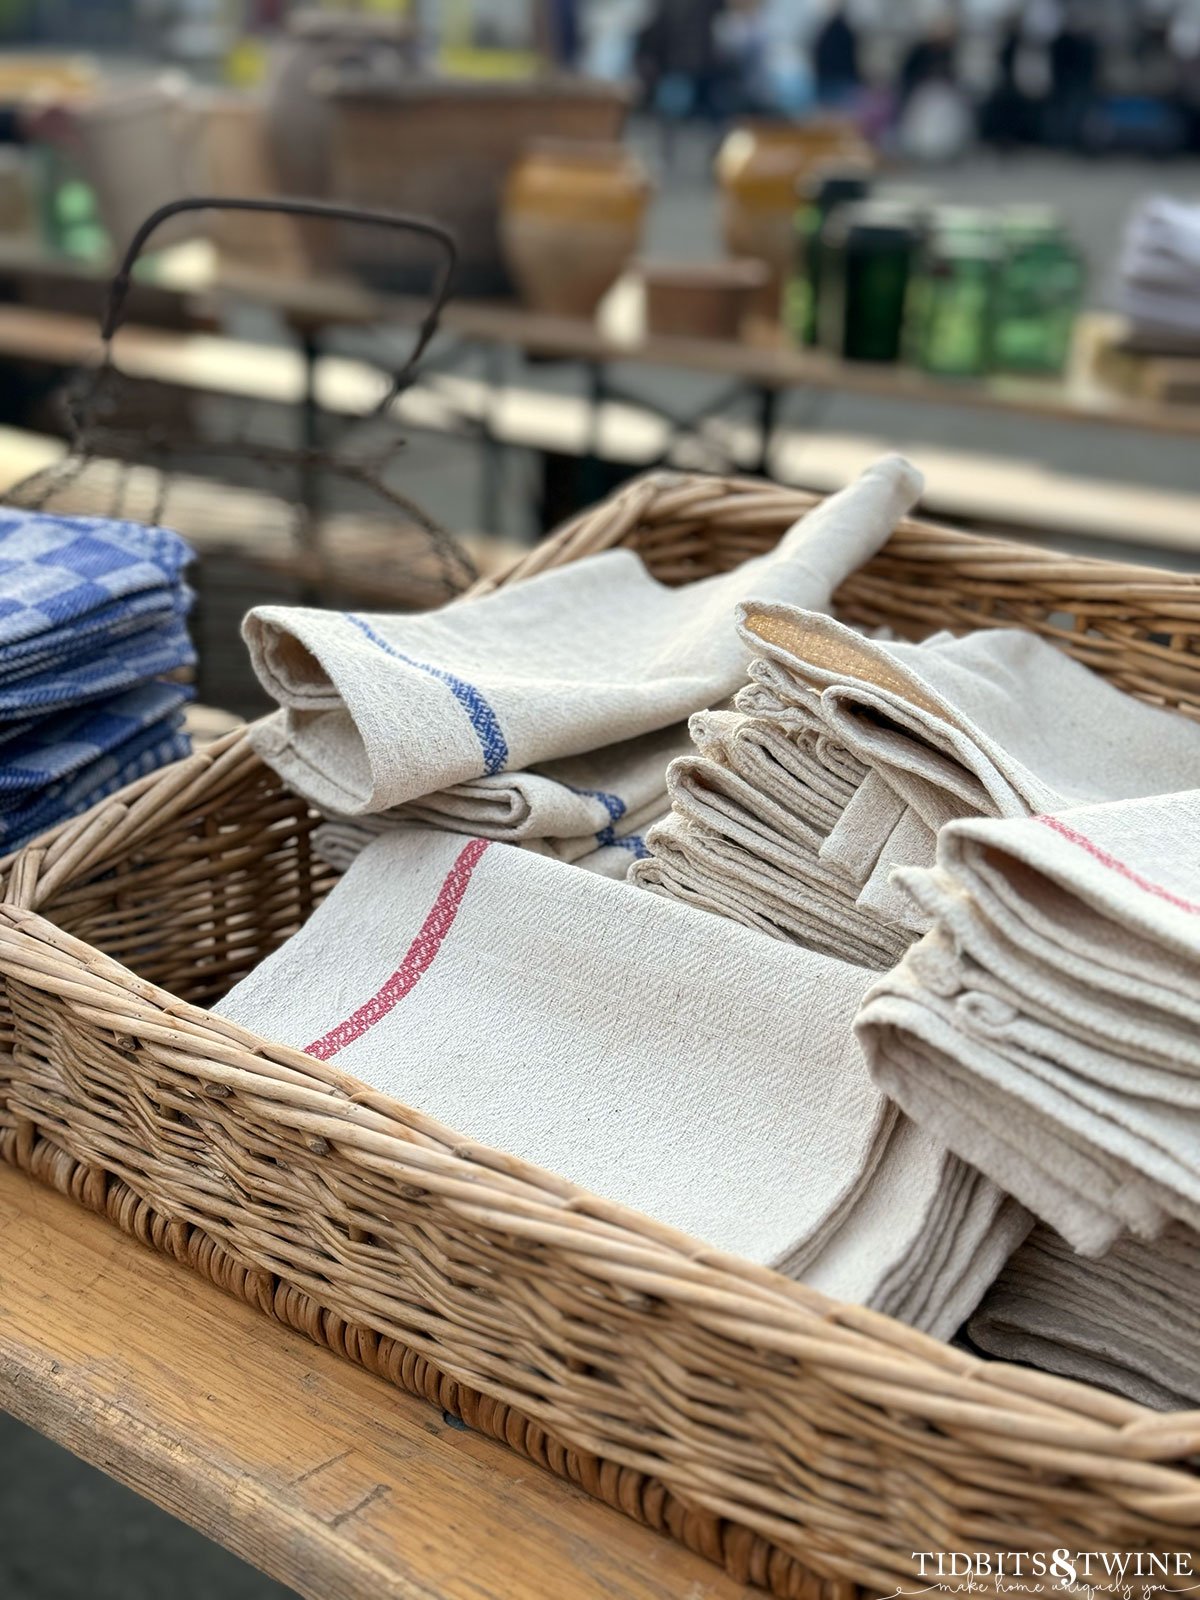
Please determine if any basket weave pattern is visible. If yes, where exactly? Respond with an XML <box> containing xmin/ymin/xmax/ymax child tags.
<box><xmin>1</xmin><ymin>474</ymin><xmax>1198</xmax><ymax>1597</ymax></box>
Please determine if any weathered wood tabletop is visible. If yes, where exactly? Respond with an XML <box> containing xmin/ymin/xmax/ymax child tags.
<box><xmin>0</xmin><ymin>1161</ymin><xmax>751</xmax><ymax>1600</ymax></box>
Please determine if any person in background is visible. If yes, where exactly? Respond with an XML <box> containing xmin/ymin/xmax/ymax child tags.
<box><xmin>1048</xmin><ymin>1</ymin><xmax>1100</xmax><ymax>149</ymax></box>
<box><xmin>896</xmin><ymin>9</ymin><xmax>973</xmax><ymax>163</ymax></box>
<box><xmin>813</xmin><ymin>0</ymin><xmax>860</xmax><ymax>106</ymax></box>
<box><xmin>716</xmin><ymin>0</ymin><xmax>776</xmax><ymax>114</ymax></box>
<box><xmin>636</xmin><ymin>0</ymin><xmax>725</xmax><ymax>157</ymax></box>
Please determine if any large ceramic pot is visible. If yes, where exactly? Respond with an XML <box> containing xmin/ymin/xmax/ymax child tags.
<box><xmin>325</xmin><ymin>78</ymin><xmax>630</xmax><ymax>297</ymax></box>
<box><xmin>716</xmin><ymin>116</ymin><xmax>872</xmax><ymax>316</ymax></box>
<box><xmin>501</xmin><ymin>140</ymin><xmax>650</xmax><ymax>319</ymax></box>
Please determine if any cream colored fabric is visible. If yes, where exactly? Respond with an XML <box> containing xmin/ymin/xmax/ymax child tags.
<box><xmin>969</xmin><ymin>1223</ymin><xmax>1200</xmax><ymax>1411</ymax></box>
<box><xmin>857</xmin><ymin>793</ymin><xmax>1200</xmax><ymax>1256</ymax></box>
<box><xmin>244</xmin><ymin>456</ymin><xmax>923</xmax><ymax>819</ymax></box>
<box><xmin>218</xmin><ymin>826</ymin><xmax>1014</xmax><ymax>1331</ymax></box>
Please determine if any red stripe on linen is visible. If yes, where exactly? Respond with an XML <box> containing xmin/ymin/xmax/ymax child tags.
<box><xmin>305</xmin><ymin>837</ymin><xmax>491</xmax><ymax>1061</ymax></box>
<box><xmin>1035</xmin><ymin>814</ymin><xmax>1200</xmax><ymax>917</ymax></box>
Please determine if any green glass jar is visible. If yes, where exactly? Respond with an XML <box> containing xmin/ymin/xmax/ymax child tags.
<box><xmin>991</xmin><ymin>208</ymin><xmax>1085</xmax><ymax>376</ymax></box>
<box><xmin>786</xmin><ymin>167</ymin><xmax>871</xmax><ymax>348</ymax></box>
<box><xmin>818</xmin><ymin>201</ymin><xmax>922</xmax><ymax>364</ymax></box>
<box><xmin>910</xmin><ymin>227</ymin><xmax>1000</xmax><ymax>378</ymax></box>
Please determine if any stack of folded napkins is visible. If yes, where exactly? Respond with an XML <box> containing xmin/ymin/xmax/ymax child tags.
<box><xmin>969</xmin><ymin>1222</ymin><xmax>1200</xmax><ymax>1412</ymax></box>
<box><xmin>635</xmin><ymin>601</ymin><xmax>1200</xmax><ymax>969</ymax></box>
<box><xmin>216</xmin><ymin>826</ymin><xmax>1028</xmax><ymax>1338</ymax></box>
<box><xmin>1114</xmin><ymin>194</ymin><xmax>1200</xmax><ymax>344</ymax></box>
<box><xmin>857</xmin><ymin>791</ymin><xmax>1200</xmax><ymax>1259</ymax></box>
<box><xmin>240</xmin><ymin>456</ymin><xmax>924</xmax><ymax>878</ymax></box>
<box><xmin>0</xmin><ymin>510</ymin><xmax>195</xmax><ymax>854</ymax></box>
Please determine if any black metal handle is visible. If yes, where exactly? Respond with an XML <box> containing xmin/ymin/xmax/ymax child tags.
<box><xmin>100</xmin><ymin>195</ymin><xmax>458</xmax><ymax>402</ymax></box>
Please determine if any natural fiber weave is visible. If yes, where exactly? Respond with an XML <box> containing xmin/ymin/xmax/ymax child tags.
<box><xmin>1</xmin><ymin>472</ymin><xmax>1198</xmax><ymax>1599</ymax></box>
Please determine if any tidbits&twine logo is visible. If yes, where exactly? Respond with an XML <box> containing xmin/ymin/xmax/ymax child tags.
<box><xmin>890</xmin><ymin>1550</ymin><xmax>1200</xmax><ymax>1600</ymax></box>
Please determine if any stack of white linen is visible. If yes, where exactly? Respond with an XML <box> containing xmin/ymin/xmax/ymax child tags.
<box><xmin>856</xmin><ymin>791</ymin><xmax>1200</xmax><ymax>1258</ymax></box>
<box><xmin>969</xmin><ymin>1222</ymin><xmax>1200</xmax><ymax>1412</ymax></box>
<box><xmin>636</xmin><ymin>602</ymin><xmax>1200</xmax><ymax>967</ymax></box>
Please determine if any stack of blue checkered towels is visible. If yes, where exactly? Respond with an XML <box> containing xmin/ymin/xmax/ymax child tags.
<box><xmin>0</xmin><ymin>509</ymin><xmax>196</xmax><ymax>856</ymax></box>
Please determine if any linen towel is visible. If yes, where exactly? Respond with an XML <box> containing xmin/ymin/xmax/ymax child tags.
<box><xmin>216</xmin><ymin>827</ymin><xmax>890</xmax><ymax>1274</ymax></box>
<box><xmin>633</xmin><ymin>812</ymin><xmax>913</xmax><ymax>968</ymax></box>
<box><xmin>0</xmin><ymin>616</ymin><xmax>196</xmax><ymax>717</ymax></box>
<box><xmin>218</xmin><ymin>826</ymin><xmax>1015</xmax><ymax>1332</ymax></box>
<box><xmin>857</xmin><ymin>792</ymin><xmax>1200</xmax><ymax>1256</ymax></box>
<box><xmin>969</xmin><ymin>1222</ymin><xmax>1200</xmax><ymax>1412</ymax></box>
<box><xmin>243</xmin><ymin>456</ymin><xmax>923</xmax><ymax>818</ymax></box>
<box><xmin>737</xmin><ymin>606</ymin><xmax>1200</xmax><ymax>819</ymax></box>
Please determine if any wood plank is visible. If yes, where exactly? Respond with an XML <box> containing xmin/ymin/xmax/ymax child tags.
<box><xmin>0</xmin><ymin>1161</ymin><xmax>749</xmax><ymax>1600</ymax></box>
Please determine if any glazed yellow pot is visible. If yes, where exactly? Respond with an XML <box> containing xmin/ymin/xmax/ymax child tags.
<box><xmin>716</xmin><ymin>117</ymin><xmax>872</xmax><ymax>314</ymax></box>
<box><xmin>501</xmin><ymin>139</ymin><xmax>651</xmax><ymax>319</ymax></box>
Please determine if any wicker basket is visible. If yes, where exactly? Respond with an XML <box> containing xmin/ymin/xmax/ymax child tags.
<box><xmin>1</xmin><ymin>472</ymin><xmax>1197</xmax><ymax>1598</ymax></box>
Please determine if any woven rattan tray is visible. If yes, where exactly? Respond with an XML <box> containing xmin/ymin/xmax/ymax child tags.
<box><xmin>1</xmin><ymin>472</ymin><xmax>1197</xmax><ymax>1598</ymax></box>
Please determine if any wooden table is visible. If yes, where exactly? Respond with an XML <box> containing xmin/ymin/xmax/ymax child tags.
<box><xmin>0</xmin><ymin>1160</ymin><xmax>750</xmax><ymax>1599</ymax></box>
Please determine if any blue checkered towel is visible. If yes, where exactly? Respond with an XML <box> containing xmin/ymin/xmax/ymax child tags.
<box><xmin>0</xmin><ymin>617</ymin><xmax>195</xmax><ymax>717</ymax></box>
<box><xmin>0</xmin><ymin>510</ymin><xmax>192</xmax><ymax>649</ymax></box>
<box><xmin>0</xmin><ymin>681</ymin><xmax>192</xmax><ymax>802</ymax></box>
<box><xmin>0</xmin><ymin>711</ymin><xmax>191</xmax><ymax>853</ymax></box>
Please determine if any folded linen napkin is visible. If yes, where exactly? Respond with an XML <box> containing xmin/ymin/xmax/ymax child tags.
<box><xmin>969</xmin><ymin>1222</ymin><xmax>1200</xmax><ymax>1412</ymax></box>
<box><xmin>856</xmin><ymin>793</ymin><xmax>1200</xmax><ymax>1256</ymax></box>
<box><xmin>243</xmin><ymin>456</ymin><xmax>923</xmax><ymax>818</ymax></box>
<box><xmin>0</xmin><ymin>617</ymin><xmax>196</xmax><ymax>717</ymax></box>
<box><xmin>737</xmin><ymin>606</ymin><xmax>1200</xmax><ymax>821</ymax></box>
<box><xmin>802</xmin><ymin>1114</ymin><xmax>1031</xmax><ymax>1340</ymax></box>
<box><xmin>0</xmin><ymin>681</ymin><xmax>190</xmax><ymax>802</ymax></box>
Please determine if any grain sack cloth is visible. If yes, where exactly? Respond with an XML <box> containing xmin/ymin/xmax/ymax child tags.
<box><xmin>969</xmin><ymin>1223</ymin><xmax>1200</xmax><ymax>1412</ymax></box>
<box><xmin>856</xmin><ymin>792</ymin><xmax>1200</xmax><ymax>1257</ymax></box>
<box><xmin>629</xmin><ymin>637</ymin><xmax>970</xmax><ymax>967</ymax></box>
<box><xmin>216</xmin><ymin>825</ymin><xmax>1014</xmax><ymax>1329</ymax></box>
<box><xmin>310</xmin><ymin>721</ymin><xmax>692</xmax><ymax>879</ymax></box>
<box><xmin>737</xmin><ymin>605</ymin><xmax>1200</xmax><ymax>822</ymax></box>
<box><xmin>242</xmin><ymin>456</ymin><xmax>923</xmax><ymax>819</ymax></box>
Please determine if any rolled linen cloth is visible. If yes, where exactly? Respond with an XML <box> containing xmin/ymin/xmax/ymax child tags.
<box><xmin>243</xmin><ymin>456</ymin><xmax>923</xmax><ymax>818</ymax></box>
<box><xmin>737</xmin><ymin>606</ymin><xmax>1200</xmax><ymax>821</ymax></box>
<box><xmin>216</xmin><ymin>827</ymin><xmax>892</xmax><ymax>1276</ymax></box>
<box><xmin>969</xmin><ymin>1223</ymin><xmax>1200</xmax><ymax>1411</ymax></box>
<box><xmin>314</xmin><ymin>785</ymin><xmax>667</xmax><ymax>881</ymax></box>
<box><xmin>856</xmin><ymin>792</ymin><xmax>1200</xmax><ymax>1256</ymax></box>
<box><xmin>394</xmin><ymin>721</ymin><xmax>694</xmax><ymax>846</ymax></box>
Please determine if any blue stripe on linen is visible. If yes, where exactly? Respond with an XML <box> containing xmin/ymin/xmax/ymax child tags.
<box><xmin>345</xmin><ymin>613</ymin><xmax>509</xmax><ymax>777</ymax></box>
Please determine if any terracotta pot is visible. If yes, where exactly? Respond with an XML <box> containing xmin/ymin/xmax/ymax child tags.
<box><xmin>641</xmin><ymin>259</ymin><xmax>770</xmax><ymax>342</ymax></box>
<box><xmin>501</xmin><ymin>140</ymin><xmax>650</xmax><ymax>319</ymax></box>
<box><xmin>325</xmin><ymin>78</ymin><xmax>630</xmax><ymax>297</ymax></box>
<box><xmin>715</xmin><ymin>116</ymin><xmax>873</xmax><ymax>316</ymax></box>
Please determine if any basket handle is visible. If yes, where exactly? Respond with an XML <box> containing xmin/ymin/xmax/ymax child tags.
<box><xmin>100</xmin><ymin>195</ymin><xmax>459</xmax><ymax>407</ymax></box>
